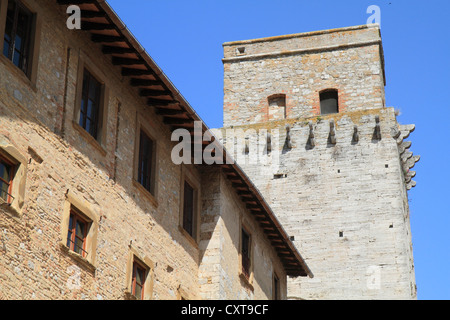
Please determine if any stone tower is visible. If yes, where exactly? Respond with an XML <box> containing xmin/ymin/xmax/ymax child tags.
<box><xmin>214</xmin><ymin>25</ymin><xmax>419</xmax><ymax>299</ymax></box>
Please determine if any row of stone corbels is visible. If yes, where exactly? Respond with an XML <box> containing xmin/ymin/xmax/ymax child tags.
<box><xmin>246</xmin><ymin>116</ymin><xmax>383</xmax><ymax>151</ymax></box>
<box><xmin>392</xmin><ymin>124</ymin><xmax>420</xmax><ymax>190</ymax></box>
<box><xmin>305</xmin><ymin>116</ymin><xmax>381</xmax><ymax>147</ymax></box>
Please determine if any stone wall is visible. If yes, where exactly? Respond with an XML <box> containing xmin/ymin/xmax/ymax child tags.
<box><xmin>214</xmin><ymin>108</ymin><xmax>417</xmax><ymax>299</ymax></box>
<box><xmin>0</xmin><ymin>0</ymin><xmax>289</xmax><ymax>300</ymax></box>
<box><xmin>198</xmin><ymin>167</ymin><xmax>288</xmax><ymax>300</ymax></box>
<box><xmin>218</xmin><ymin>24</ymin><xmax>418</xmax><ymax>299</ymax></box>
<box><xmin>222</xmin><ymin>25</ymin><xmax>386</xmax><ymax>127</ymax></box>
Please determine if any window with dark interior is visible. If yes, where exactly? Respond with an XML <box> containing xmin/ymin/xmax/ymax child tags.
<box><xmin>182</xmin><ymin>181</ymin><xmax>195</xmax><ymax>237</ymax></box>
<box><xmin>320</xmin><ymin>89</ymin><xmax>339</xmax><ymax>115</ymax></box>
<box><xmin>79</xmin><ymin>68</ymin><xmax>102</xmax><ymax>140</ymax></box>
<box><xmin>2</xmin><ymin>0</ymin><xmax>33</xmax><ymax>74</ymax></box>
<box><xmin>137</xmin><ymin>130</ymin><xmax>154</xmax><ymax>194</ymax></box>
<box><xmin>0</xmin><ymin>156</ymin><xmax>15</xmax><ymax>205</ymax></box>
<box><xmin>66</xmin><ymin>209</ymin><xmax>89</xmax><ymax>258</ymax></box>
<box><xmin>241</xmin><ymin>228</ymin><xmax>251</xmax><ymax>279</ymax></box>
<box><xmin>132</xmin><ymin>260</ymin><xmax>147</xmax><ymax>300</ymax></box>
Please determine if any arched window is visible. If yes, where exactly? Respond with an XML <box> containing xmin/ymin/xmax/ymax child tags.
<box><xmin>320</xmin><ymin>89</ymin><xmax>339</xmax><ymax>115</ymax></box>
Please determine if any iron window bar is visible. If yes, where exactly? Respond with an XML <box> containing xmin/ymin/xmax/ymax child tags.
<box><xmin>0</xmin><ymin>191</ymin><xmax>15</xmax><ymax>206</ymax></box>
<box><xmin>66</xmin><ymin>238</ymin><xmax>89</xmax><ymax>258</ymax></box>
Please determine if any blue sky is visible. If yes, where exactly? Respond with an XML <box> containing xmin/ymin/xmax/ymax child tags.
<box><xmin>107</xmin><ymin>0</ymin><xmax>450</xmax><ymax>300</ymax></box>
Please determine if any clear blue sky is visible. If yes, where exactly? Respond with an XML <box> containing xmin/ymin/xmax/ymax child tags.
<box><xmin>107</xmin><ymin>0</ymin><xmax>450</xmax><ymax>300</ymax></box>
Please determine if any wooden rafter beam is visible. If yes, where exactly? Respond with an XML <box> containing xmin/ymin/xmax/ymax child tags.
<box><xmin>147</xmin><ymin>98</ymin><xmax>177</xmax><ymax>107</ymax></box>
<box><xmin>139</xmin><ymin>89</ymin><xmax>172</xmax><ymax>97</ymax></box>
<box><xmin>102</xmin><ymin>46</ymin><xmax>135</xmax><ymax>55</ymax></box>
<box><xmin>80</xmin><ymin>10</ymin><xmax>106</xmax><ymax>19</ymax></box>
<box><xmin>112</xmin><ymin>57</ymin><xmax>144</xmax><ymax>66</ymax></box>
<box><xmin>155</xmin><ymin>108</ymin><xmax>185</xmax><ymax>116</ymax></box>
<box><xmin>81</xmin><ymin>22</ymin><xmax>115</xmax><ymax>31</ymax></box>
<box><xmin>91</xmin><ymin>34</ymin><xmax>125</xmax><ymax>43</ymax></box>
<box><xmin>130</xmin><ymin>78</ymin><xmax>162</xmax><ymax>87</ymax></box>
<box><xmin>122</xmin><ymin>68</ymin><xmax>154</xmax><ymax>77</ymax></box>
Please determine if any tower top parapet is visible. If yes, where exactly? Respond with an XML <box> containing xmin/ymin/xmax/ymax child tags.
<box><xmin>222</xmin><ymin>24</ymin><xmax>386</xmax><ymax>127</ymax></box>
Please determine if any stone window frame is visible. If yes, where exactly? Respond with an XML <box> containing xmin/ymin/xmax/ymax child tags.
<box><xmin>124</xmin><ymin>246</ymin><xmax>154</xmax><ymax>300</ymax></box>
<box><xmin>178</xmin><ymin>165</ymin><xmax>201</xmax><ymax>247</ymax></box>
<box><xmin>0</xmin><ymin>139</ymin><xmax>27</xmax><ymax>218</ymax></box>
<box><xmin>132</xmin><ymin>113</ymin><xmax>159</xmax><ymax>207</ymax></box>
<box><xmin>60</xmin><ymin>191</ymin><xmax>99</xmax><ymax>272</ymax></box>
<box><xmin>0</xmin><ymin>0</ymin><xmax>41</xmax><ymax>87</ymax></box>
<box><xmin>239</xmin><ymin>221</ymin><xmax>254</xmax><ymax>290</ymax></box>
<box><xmin>73</xmin><ymin>51</ymin><xmax>110</xmax><ymax>156</ymax></box>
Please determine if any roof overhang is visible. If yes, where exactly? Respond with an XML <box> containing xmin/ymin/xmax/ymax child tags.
<box><xmin>56</xmin><ymin>0</ymin><xmax>313</xmax><ymax>278</ymax></box>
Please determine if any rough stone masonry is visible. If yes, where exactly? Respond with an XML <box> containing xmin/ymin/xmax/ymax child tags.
<box><xmin>214</xmin><ymin>24</ymin><xmax>419</xmax><ymax>300</ymax></box>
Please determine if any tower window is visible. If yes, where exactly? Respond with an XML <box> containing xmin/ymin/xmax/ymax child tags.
<box><xmin>320</xmin><ymin>89</ymin><xmax>339</xmax><ymax>115</ymax></box>
<box><xmin>237</xmin><ymin>47</ymin><xmax>246</xmax><ymax>55</ymax></box>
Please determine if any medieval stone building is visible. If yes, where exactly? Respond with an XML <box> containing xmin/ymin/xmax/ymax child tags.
<box><xmin>0</xmin><ymin>0</ymin><xmax>312</xmax><ymax>300</ymax></box>
<box><xmin>214</xmin><ymin>24</ymin><xmax>419</xmax><ymax>300</ymax></box>
<box><xmin>0</xmin><ymin>0</ymin><xmax>418</xmax><ymax>301</ymax></box>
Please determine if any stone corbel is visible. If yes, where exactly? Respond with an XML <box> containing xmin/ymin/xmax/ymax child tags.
<box><xmin>244</xmin><ymin>138</ymin><xmax>249</xmax><ymax>154</ymax></box>
<box><xmin>352</xmin><ymin>125</ymin><xmax>359</xmax><ymax>143</ymax></box>
<box><xmin>285</xmin><ymin>125</ymin><xmax>292</xmax><ymax>149</ymax></box>
<box><xmin>329</xmin><ymin>120</ymin><xmax>336</xmax><ymax>145</ymax></box>
<box><xmin>398</xmin><ymin>141</ymin><xmax>412</xmax><ymax>155</ymax></box>
<box><xmin>267</xmin><ymin>132</ymin><xmax>272</xmax><ymax>152</ymax></box>
<box><xmin>308</xmin><ymin>121</ymin><xmax>315</xmax><ymax>147</ymax></box>
<box><xmin>374</xmin><ymin>116</ymin><xmax>382</xmax><ymax>140</ymax></box>
<box><xmin>405</xmin><ymin>170</ymin><xmax>416</xmax><ymax>184</ymax></box>
<box><xmin>402</xmin><ymin>155</ymin><xmax>420</xmax><ymax>173</ymax></box>
<box><xmin>396</xmin><ymin>124</ymin><xmax>415</xmax><ymax>145</ymax></box>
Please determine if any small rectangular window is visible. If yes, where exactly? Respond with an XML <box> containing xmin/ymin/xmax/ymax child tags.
<box><xmin>320</xmin><ymin>89</ymin><xmax>339</xmax><ymax>115</ymax></box>
<box><xmin>66</xmin><ymin>209</ymin><xmax>89</xmax><ymax>258</ymax></box>
<box><xmin>2</xmin><ymin>0</ymin><xmax>33</xmax><ymax>74</ymax></box>
<box><xmin>0</xmin><ymin>157</ymin><xmax>15</xmax><ymax>204</ymax></box>
<box><xmin>132</xmin><ymin>260</ymin><xmax>147</xmax><ymax>300</ymax></box>
<box><xmin>273</xmin><ymin>273</ymin><xmax>280</xmax><ymax>300</ymax></box>
<box><xmin>182</xmin><ymin>181</ymin><xmax>195</xmax><ymax>237</ymax></box>
<box><xmin>79</xmin><ymin>68</ymin><xmax>102</xmax><ymax>140</ymax></box>
<box><xmin>137</xmin><ymin>130</ymin><xmax>155</xmax><ymax>194</ymax></box>
<box><xmin>241</xmin><ymin>228</ymin><xmax>251</xmax><ymax>279</ymax></box>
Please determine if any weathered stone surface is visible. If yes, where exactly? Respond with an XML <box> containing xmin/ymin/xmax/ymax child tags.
<box><xmin>0</xmin><ymin>0</ymin><xmax>291</xmax><ymax>300</ymax></box>
<box><xmin>217</xmin><ymin>24</ymin><xmax>418</xmax><ymax>300</ymax></box>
